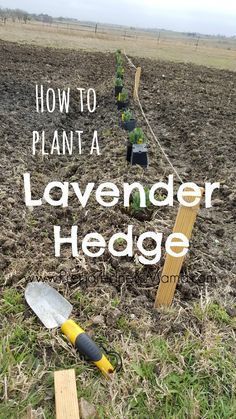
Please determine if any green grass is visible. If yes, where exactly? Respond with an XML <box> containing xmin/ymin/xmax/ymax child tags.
<box><xmin>207</xmin><ymin>302</ymin><xmax>232</xmax><ymax>324</ymax></box>
<box><xmin>0</xmin><ymin>286</ymin><xmax>235</xmax><ymax>418</ymax></box>
<box><xmin>130</xmin><ymin>335</ymin><xmax>235</xmax><ymax>418</ymax></box>
<box><xmin>0</xmin><ymin>289</ymin><xmax>25</xmax><ymax>315</ymax></box>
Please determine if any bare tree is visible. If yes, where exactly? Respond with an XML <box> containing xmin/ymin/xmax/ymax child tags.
<box><xmin>0</xmin><ymin>8</ymin><xmax>8</xmax><ymax>24</ymax></box>
<box><xmin>23</xmin><ymin>13</ymin><xmax>29</xmax><ymax>24</ymax></box>
<box><xmin>15</xmin><ymin>8</ymin><xmax>25</xmax><ymax>22</ymax></box>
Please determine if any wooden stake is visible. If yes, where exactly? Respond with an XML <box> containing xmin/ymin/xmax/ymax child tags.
<box><xmin>155</xmin><ymin>188</ymin><xmax>204</xmax><ymax>307</ymax></box>
<box><xmin>133</xmin><ymin>67</ymin><xmax>142</xmax><ymax>100</ymax></box>
<box><xmin>54</xmin><ymin>369</ymin><xmax>80</xmax><ymax>419</ymax></box>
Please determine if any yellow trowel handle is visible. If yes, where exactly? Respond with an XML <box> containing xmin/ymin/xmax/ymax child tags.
<box><xmin>61</xmin><ymin>319</ymin><xmax>115</xmax><ymax>379</ymax></box>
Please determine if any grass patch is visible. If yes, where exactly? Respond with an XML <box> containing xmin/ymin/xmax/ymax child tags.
<box><xmin>0</xmin><ymin>288</ymin><xmax>235</xmax><ymax>418</ymax></box>
<box><xmin>129</xmin><ymin>333</ymin><xmax>235</xmax><ymax>418</ymax></box>
<box><xmin>207</xmin><ymin>302</ymin><xmax>231</xmax><ymax>324</ymax></box>
<box><xmin>0</xmin><ymin>289</ymin><xmax>24</xmax><ymax>315</ymax></box>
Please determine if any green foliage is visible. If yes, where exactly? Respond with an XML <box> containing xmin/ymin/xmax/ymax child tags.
<box><xmin>116</xmin><ymin>55</ymin><xmax>123</xmax><ymax>66</ymax></box>
<box><xmin>130</xmin><ymin>187</ymin><xmax>151</xmax><ymax>214</ymax></box>
<box><xmin>115</xmin><ymin>49</ymin><xmax>122</xmax><ymax>62</ymax></box>
<box><xmin>118</xmin><ymin>89</ymin><xmax>129</xmax><ymax>102</ymax></box>
<box><xmin>122</xmin><ymin>108</ymin><xmax>134</xmax><ymax>122</ymax></box>
<box><xmin>129</xmin><ymin>127</ymin><xmax>146</xmax><ymax>144</ymax></box>
<box><xmin>116</xmin><ymin>65</ymin><xmax>124</xmax><ymax>78</ymax></box>
<box><xmin>114</xmin><ymin>237</ymin><xmax>126</xmax><ymax>246</ymax></box>
<box><xmin>115</xmin><ymin>77</ymin><xmax>123</xmax><ymax>87</ymax></box>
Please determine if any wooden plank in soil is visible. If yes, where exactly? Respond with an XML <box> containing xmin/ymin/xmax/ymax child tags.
<box><xmin>155</xmin><ymin>188</ymin><xmax>204</xmax><ymax>307</ymax></box>
<box><xmin>54</xmin><ymin>369</ymin><xmax>80</xmax><ymax>419</ymax></box>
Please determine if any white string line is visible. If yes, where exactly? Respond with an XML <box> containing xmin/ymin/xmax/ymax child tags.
<box><xmin>124</xmin><ymin>51</ymin><xmax>184</xmax><ymax>184</ymax></box>
<box><xmin>124</xmin><ymin>51</ymin><xmax>137</xmax><ymax>70</ymax></box>
<box><xmin>135</xmin><ymin>91</ymin><xmax>184</xmax><ymax>183</ymax></box>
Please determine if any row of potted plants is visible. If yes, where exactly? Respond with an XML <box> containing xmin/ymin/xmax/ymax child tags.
<box><xmin>114</xmin><ymin>50</ymin><xmax>148</xmax><ymax>168</ymax></box>
<box><xmin>114</xmin><ymin>51</ymin><xmax>151</xmax><ymax>219</ymax></box>
<box><xmin>115</xmin><ymin>50</ymin><xmax>127</xmax><ymax>108</ymax></box>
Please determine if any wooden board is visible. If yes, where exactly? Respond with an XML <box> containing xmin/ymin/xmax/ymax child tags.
<box><xmin>133</xmin><ymin>67</ymin><xmax>142</xmax><ymax>100</ymax></box>
<box><xmin>155</xmin><ymin>188</ymin><xmax>204</xmax><ymax>307</ymax></box>
<box><xmin>54</xmin><ymin>369</ymin><xmax>80</xmax><ymax>419</ymax></box>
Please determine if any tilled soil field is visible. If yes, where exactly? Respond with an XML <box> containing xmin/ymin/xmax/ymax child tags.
<box><xmin>0</xmin><ymin>40</ymin><xmax>235</xmax><ymax>303</ymax></box>
<box><xmin>0</xmin><ymin>40</ymin><xmax>236</xmax><ymax>417</ymax></box>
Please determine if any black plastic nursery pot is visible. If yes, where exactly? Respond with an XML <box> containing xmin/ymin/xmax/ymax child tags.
<box><xmin>115</xmin><ymin>85</ymin><xmax>123</xmax><ymax>97</ymax></box>
<box><xmin>117</xmin><ymin>100</ymin><xmax>129</xmax><ymax>110</ymax></box>
<box><xmin>131</xmin><ymin>144</ymin><xmax>148</xmax><ymax>168</ymax></box>
<box><xmin>121</xmin><ymin>119</ymin><xmax>136</xmax><ymax>132</ymax></box>
<box><xmin>126</xmin><ymin>141</ymin><xmax>133</xmax><ymax>162</ymax></box>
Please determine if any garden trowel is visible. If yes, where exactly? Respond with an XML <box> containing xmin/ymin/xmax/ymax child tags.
<box><xmin>25</xmin><ymin>282</ymin><xmax>115</xmax><ymax>379</ymax></box>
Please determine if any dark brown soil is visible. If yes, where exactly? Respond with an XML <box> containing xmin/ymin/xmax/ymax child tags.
<box><xmin>0</xmin><ymin>40</ymin><xmax>235</xmax><ymax>306</ymax></box>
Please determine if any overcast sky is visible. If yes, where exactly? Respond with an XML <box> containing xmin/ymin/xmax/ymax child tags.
<box><xmin>0</xmin><ymin>0</ymin><xmax>235</xmax><ymax>35</ymax></box>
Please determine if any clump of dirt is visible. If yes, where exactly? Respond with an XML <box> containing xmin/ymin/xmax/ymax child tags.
<box><xmin>0</xmin><ymin>39</ymin><xmax>235</xmax><ymax>310</ymax></box>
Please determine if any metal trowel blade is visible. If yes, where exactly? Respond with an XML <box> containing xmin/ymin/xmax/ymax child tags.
<box><xmin>25</xmin><ymin>282</ymin><xmax>73</xmax><ymax>329</ymax></box>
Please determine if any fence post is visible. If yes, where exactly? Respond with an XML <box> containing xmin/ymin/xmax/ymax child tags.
<box><xmin>133</xmin><ymin>67</ymin><xmax>142</xmax><ymax>101</ymax></box>
<box><xmin>195</xmin><ymin>36</ymin><xmax>200</xmax><ymax>50</ymax></box>
<box><xmin>154</xmin><ymin>187</ymin><xmax>204</xmax><ymax>307</ymax></box>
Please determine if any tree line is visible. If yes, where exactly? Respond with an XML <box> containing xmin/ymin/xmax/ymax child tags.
<box><xmin>0</xmin><ymin>7</ymin><xmax>78</xmax><ymax>24</ymax></box>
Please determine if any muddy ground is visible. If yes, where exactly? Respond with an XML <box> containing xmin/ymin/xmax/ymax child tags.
<box><xmin>0</xmin><ymin>39</ymin><xmax>235</xmax><ymax>312</ymax></box>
